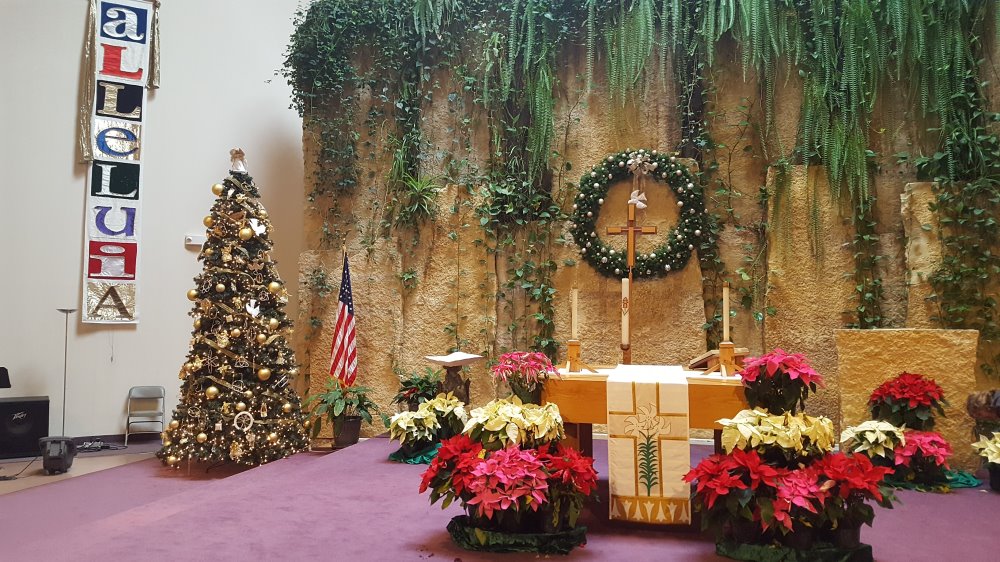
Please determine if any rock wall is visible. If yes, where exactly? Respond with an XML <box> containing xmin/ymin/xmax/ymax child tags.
<box><xmin>764</xmin><ymin>165</ymin><xmax>856</xmax><ymax>426</ymax></box>
<box><xmin>836</xmin><ymin>329</ymin><xmax>980</xmax><ymax>471</ymax></box>
<box><xmin>901</xmin><ymin>182</ymin><xmax>942</xmax><ymax>329</ymax></box>
<box><xmin>293</xmin><ymin>42</ymin><xmax>995</xmax><ymax>442</ymax></box>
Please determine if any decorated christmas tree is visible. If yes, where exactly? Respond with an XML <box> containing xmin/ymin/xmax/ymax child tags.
<box><xmin>157</xmin><ymin>149</ymin><xmax>310</xmax><ymax>467</ymax></box>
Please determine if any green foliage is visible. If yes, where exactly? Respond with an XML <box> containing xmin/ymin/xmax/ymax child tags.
<box><xmin>399</xmin><ymin>268</ymin><xmax>420</xmax><ymax>290</ymax></box>
<box><xmin>284</xmin><ymin>0</ymin><xmax>1000</xmax><ymax>372</ymax></box>
<box><xmin>306</xmin><ymin>379</ymin><xmax>384</xmax><ymax>437</ymax></box>
<box><xmin>637</xmin><ymin>435</ymin><xmax>659</xmax><ymax>496</ymax></box>
<box><xmin>392</xmin><ymin>366</ymin><xmax>444</xmax><ymax>404</ymax></box>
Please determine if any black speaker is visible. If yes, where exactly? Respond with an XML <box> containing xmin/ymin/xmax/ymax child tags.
<box><xmin>0</xmin><ymin>396</ymin><xmax>50</xmax><ymax>459</ymax></box>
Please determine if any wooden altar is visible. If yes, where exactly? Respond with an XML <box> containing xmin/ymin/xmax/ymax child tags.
<box><xmin>542</xmin><ymin>370</ymin><xmax>747</xmax><ymax>456</ymax></box>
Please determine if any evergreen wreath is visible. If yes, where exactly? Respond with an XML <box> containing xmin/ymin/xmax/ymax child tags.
<box><xmin>570</xmin><ymin>149</ymin><xmax>709</xmax><ymax>279</ymax></box>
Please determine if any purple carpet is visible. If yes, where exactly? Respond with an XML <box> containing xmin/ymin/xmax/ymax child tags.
<box><xmin>0</xmin><ymin>438</ymin><xmax>994</xmax><ymax>562</ymax></box>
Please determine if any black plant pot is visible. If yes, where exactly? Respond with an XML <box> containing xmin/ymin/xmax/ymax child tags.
<box><xmin>989</xmin><ymin>463</ymin><xmax>1000</xmax><ymax>492</ymax></box>
<box><xmin>830</xmin><ymin>524</ymin><xmax>863</xmax><ymax>549</ymax></box>
<box><xmin>777</xmin><ymin>524</ymin><xmax>817</xmax><ymax>551</ymax></box>
<box><xmin>726</xmin><ymin>518</ymin><xmax>766</xmax><ymax>545</ymax></box>
<box><xmin>333</xmin><ymin>415</ymin><xmax>362</xmax><ymax>448</ymax></box>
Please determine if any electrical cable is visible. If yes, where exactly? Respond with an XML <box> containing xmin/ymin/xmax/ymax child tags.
<box><xmin>0</xmin><ymin>456</ymin><xmax>40</xmax><ymax>480</ymax></box>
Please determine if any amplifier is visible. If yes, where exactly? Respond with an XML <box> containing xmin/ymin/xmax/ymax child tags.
<box><xmin>0</xmin><ymin>396</ymin><xmax>50</xmax><ymax>459</ymax></box>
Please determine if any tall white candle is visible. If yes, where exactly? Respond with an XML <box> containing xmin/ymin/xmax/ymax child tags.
<box><xmin>621</xmin><ymin>278</ymin><xmax>630</xmax><ymax>346</ymax></box>
<box><xmin>571</xmin><ymin>288</ymin><xmax>579</xmax><ymax>340</ymax></box>
<box><xmin>722</xmin><ymin>282</ymin><xmax>730</xmax><ymax>342</ymax></box>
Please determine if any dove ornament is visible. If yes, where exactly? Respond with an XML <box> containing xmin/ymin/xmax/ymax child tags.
<box><xmin>246</xmin><ymin>299</ymin><xmax>261</xmax><ymax>317</ymax></box>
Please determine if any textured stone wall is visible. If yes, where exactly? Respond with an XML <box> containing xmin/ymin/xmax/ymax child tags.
<box><xmin>901</xmin><ymin>182</ymin><xmax>942</xmax><ymax>329</ymax></box>
<box><xmin>836</xmin><ymin>329</ymin><xmax>980</xmax><ymax>470</ymax></box>
<box><xmin>764</xmin><ymin>165</ymin><xmax>856</xmax><ymax>426</ymax></box>
<box><xmin>294</xmin><ymin>42</ymin><xmax>994</xmax><ymax>442</ymax></box>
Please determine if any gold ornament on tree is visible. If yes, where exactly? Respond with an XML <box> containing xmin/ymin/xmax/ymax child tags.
<box><xmin>239</xmin><ymin>227</ymin><xmax>253</xmax><ymax>241</ymax></box>
<box><xmin>203</xmin><ymin>216</ymin><xmax>214</xmax><ymax>227</ymax></box>
<box><xmin>196</xmin><ymin>432</ymin><xmax>208</xmax><ymax>443</ymax></box>
<box><xmin>267</xmin><ymin>282</ymin><xmax>281</xmax><ymax>294</ymax></box>
<box><xmin>212</xmin><ymin>183</ymin><xmax>225</xmax><ymax>196</ymax></box>
<box><xmin>257</xmin><ymin>367</ymin><xmax>271</xmax><ymax>381</ymax></box>
<box><xmin>187</xmin><ymin>289</ymin><xmax>199</xmax><ymax>301</ymax></box>
<box><xmin>205</xmin><ymin>386</ymin><xmax>220</xmax><ymax>400</ymax></box>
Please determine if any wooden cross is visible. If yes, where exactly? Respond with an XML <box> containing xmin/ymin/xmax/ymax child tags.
<box><xmin>606</xmin><ymin>203</ymin><xmax>657</xmax><ymax>273</ymax></box>
<box><xmin>607</xmin><ymin>202</ymin><xmax>656</xmax><ymax>364</ymax></box>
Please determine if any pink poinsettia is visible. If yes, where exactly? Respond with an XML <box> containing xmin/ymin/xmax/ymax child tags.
<box><xmin>491</xmin><ymin>351</ymin><xmax>559</xmax><ymax>390</ymax></box>
<box><xmin>765</xmin><ymin>467</ymin><xmax>829</xmax><ymax>532</ymax></box>
<box><xmin>894</xmin><ymin>430</ymin><xmax>952</xmax><ymax>469</ymax></box>
<box><xmin>738</xmin><ymin>348</ymin><xmax>825</xmax><ymax>387</ymax></box>
<box><xmin>465</xmin><ymin>446</ymin><xmax>549</xmax><ymax>520</ymax></box>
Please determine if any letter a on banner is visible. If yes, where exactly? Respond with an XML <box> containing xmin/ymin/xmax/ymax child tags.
<box><xmin>81</xmin><ymin>0</ymin><xmax>156</xmax><ymax>323</ymax></box>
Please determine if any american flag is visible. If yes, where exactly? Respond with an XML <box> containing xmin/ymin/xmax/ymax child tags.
<box><xmin>329</xmin><ymin>252</ymin><xmax>358</xmax><ymax>386</ymax></box>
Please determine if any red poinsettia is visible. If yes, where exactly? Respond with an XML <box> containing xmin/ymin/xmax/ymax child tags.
<box><xmin>537</xmin><ymin>443</ymin><xmax>599</xmax><ymax>497</ymax></box>
<box><xmin>737</xmin><ymin>348</ymin><xmax>824</xmax><ymax>414</ymax></box>
<box><xmin>818</xmin><ymin>452</ymin><xmax>893</xmax><ymax>502</ymax></box>
<box><xmin>869</xmin><ymin>372</ymin><xmax>948</xmax><ymax>430</ymax></box>
<box><xmin>684</xmin><ymin>454</ymin><xmax>749</xmax><ymax>509</ymax></box>
<box><xmin>419</xmin><ymin>434</ymin><xmax>483</xmax><ymax>498</ymax></box>
<box><xmin>730</xmin><ymin>448</ymin><xmax>784</xmax><ymax>490</ymax></box>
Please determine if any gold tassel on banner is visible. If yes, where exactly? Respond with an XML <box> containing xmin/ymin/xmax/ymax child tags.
<box><xmin>77</xmin><ymin>0</ymin><xmax>98</xmax><ymax>163</ymax></box>
<box><xmin>150</xmin><ymin>0</ymin><xmax>161</xmax><ymax>89</ymax></box>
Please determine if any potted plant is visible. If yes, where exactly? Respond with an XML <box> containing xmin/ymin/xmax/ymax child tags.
<box><xmin>462</xmin><ymin>397</ymin><xmax>565</xmax><ymax>451</ymax></box>
<box><xmin>392</xmin><ymin>367</ymin><xmax>443</xmax><ymax>411</ymax></box>
<box><xmin>972</xmin><ymin>431</ymin><xmax>1000</xmax><ymax>492</ymax></box>
<box><xmin>761</xmin><ymin>466</ymin><xmax>828</xmax><ymax>551</ymax></box>
<box><xmin>306</xmin><ymin>379</ymin><xmax>383</xmax><ymax>448</ymax></box>
<box><xmin>815</xmin><ymin>452</ymin><xmax>895</xmax><ymax>548</ymax></box>
<box><xmin>388</xmin><ymin>393</ymin><xmax>468</xmax><ymax>462</ymax></box>
<box><xmin>490</xmin><ymin>351</ymin><xmax>559</xmax><ymax>404</ymax></box>
<box><xmin>869</xmin><ymin>372</ymin><xmax>947</xmax><ymax>430</ymax></box>
<box><xmin>419</xmin><ymin>401</ymin><xmax>595</xmax><ymax>554</ymax></box>
<box><xmin>892</xmin><ymin>430</ymin><xmax>952</xmax><ymax>485</ymax></box>
<box><xmin>718</xmin><ymin>408</ymin><xmax>835</xmax><ymax>468</ymax></box>
<box><xmin>736</xmin><ymin>349</ymin><xmax>824</xmax><ymax>414</ymax></box>
<box><xmin>684</xmin><ymin>448</ymin><xmax>782</xmax><ymax>545</ymax></box>
<box><xmin>840</xmin><ymin>419</ymin><xmax>907</xmax><ymax>467</ymax></box>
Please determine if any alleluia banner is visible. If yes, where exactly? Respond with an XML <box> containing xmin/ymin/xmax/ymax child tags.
<box><xmin>80</xmin><ymin>0</ymin><xmax>158</xmax><ymax>323</ymax></box>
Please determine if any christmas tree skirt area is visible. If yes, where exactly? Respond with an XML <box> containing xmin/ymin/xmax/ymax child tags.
<box><xmin>716</xmin><ymin>540</ymin><xmax>873</xmax><ymax>562</ymax></box>
<box><xmin>447</xmin><ymin>515</ymin><xmax>587</xmax><ymax>554</ymax></box>
<box><xmin>0</xmin><ymin>438</ymin><xmax>996</xmax><ymax>561</ymax></box>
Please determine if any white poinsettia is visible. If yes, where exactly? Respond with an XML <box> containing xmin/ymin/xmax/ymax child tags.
<box><xmin>972</xmin><ymin>432</ymin><xmax>1000</xmax><ymax>464</ymax></box>
<box><xmin>463</xmin><ymin>396</ymin><xmax>564</xmax><ymax>448</ymax></box>
<box><xmin>389</xmin><ymin>408</ymin><xmax>439</xmax><ymax>444</ymax></box>
<box><xmin>388</xmin><ymin>392</ymin><xmax>469</xmax><ymax>445</ymax></box>
<box><xmin>841</xmin><ymin>419</ymin><xmax>906</xmax><ymax>460</ymax></box>
<box><xmin>718</xmin><ymin>408</ymin><xmax>834</xmax><ymax>455</ymax></box>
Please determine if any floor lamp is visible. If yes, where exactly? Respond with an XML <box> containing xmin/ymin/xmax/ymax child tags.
<box><xmin>56</xmin><ymin>308</ymin><xmax>76</xmax><ymax>436</ymax></box>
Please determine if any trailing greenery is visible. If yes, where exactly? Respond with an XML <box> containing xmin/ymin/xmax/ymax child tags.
<box><xmin>284</xmin><ymin>0</ymin><xmax>1000</xmax><ymax>372</ymax></box>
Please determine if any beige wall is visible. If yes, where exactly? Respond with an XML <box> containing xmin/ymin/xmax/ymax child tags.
<box><xmin>0</xmin><ymin>0</ymin><xmax>304</xmax><ymax>438</ymax></box>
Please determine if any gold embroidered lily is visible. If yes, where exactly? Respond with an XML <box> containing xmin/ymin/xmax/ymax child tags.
<box><xmin>841</xmin><ymin>420</ymin><xmax>906</xmax><ymax>460</ymax></box>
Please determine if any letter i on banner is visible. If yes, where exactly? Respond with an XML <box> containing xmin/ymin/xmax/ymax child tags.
<box><xmin>82</xmin><ymin>0</ymin><xmax>155</xmax><ymax>323</ymax></box>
